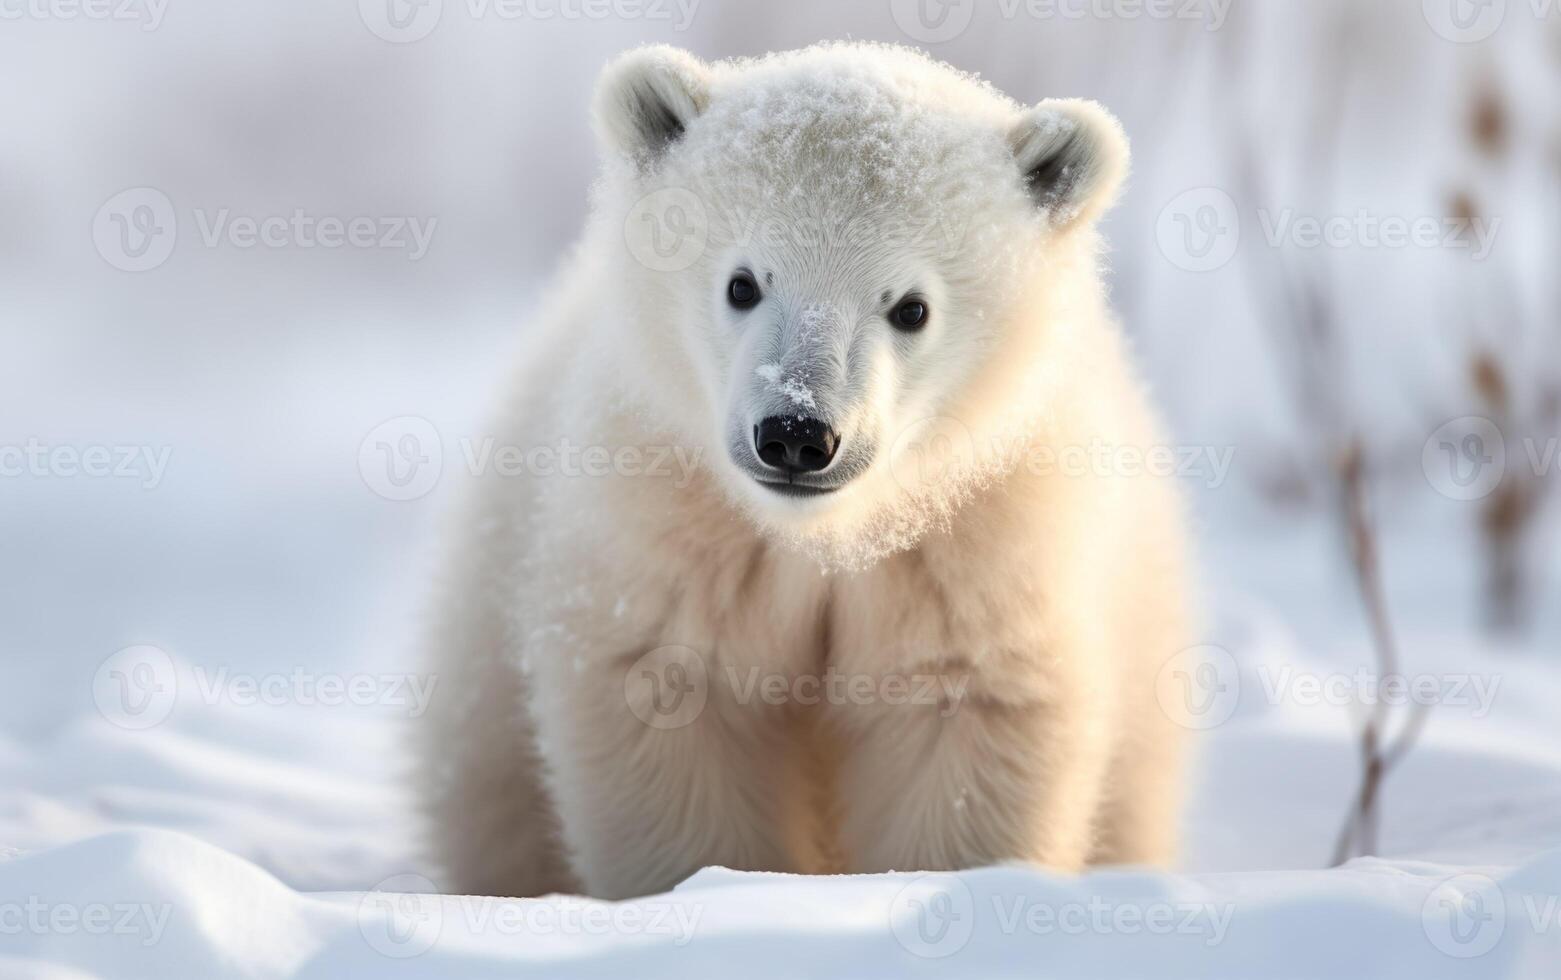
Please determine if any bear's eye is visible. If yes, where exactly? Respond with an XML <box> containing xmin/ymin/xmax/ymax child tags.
<box><xmin>728</xmin><ymin>272</ymin><xmax>761</xmax><ymax>310</ymax></box>
<box><xmin>890</xmin><ymin>298</ymin><xmax>929</xmax><ymax>331</ymax></box>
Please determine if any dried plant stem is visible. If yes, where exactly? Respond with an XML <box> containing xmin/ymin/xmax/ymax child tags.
<box><xmin>1329</xmin><ymin>441</ymin><xmax>1431</xmax><ymax>866</ymax></box>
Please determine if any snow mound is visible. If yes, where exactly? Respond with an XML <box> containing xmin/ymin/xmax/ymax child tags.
<box><xmin>2</xmin><ymin>829</ymin><xmax>1558</xmax><ymax>978</ymax></box>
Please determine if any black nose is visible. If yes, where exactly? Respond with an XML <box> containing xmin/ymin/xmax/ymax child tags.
<box><xmin>754</xmin><ymin>416</ymin><xmax>839</xmax><ymax>474</ymax></box>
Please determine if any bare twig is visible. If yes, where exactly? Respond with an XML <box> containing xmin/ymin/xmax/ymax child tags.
<box><xmin>1328</xmin><ymin>441</ymin><xmax>1431</xmax><ymax>865</ymax></box>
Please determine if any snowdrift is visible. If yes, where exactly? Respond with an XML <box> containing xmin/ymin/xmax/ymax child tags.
<box><xmin>3</xmin><ymin>828</ymin><xmax>1559</xmax><ymax>978</ymax></box>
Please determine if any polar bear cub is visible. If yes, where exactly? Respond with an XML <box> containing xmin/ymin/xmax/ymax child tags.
<box><xmin>419</xmin><ymin>42</ymin><xmax>1193</xmax><ymax>900</ymax></box>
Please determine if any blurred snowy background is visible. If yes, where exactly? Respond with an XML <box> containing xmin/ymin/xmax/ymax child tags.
<box><xmin>3</xmin><ymin>0</ymin><xmax>1561</xmax><ymax>974</ymax></box>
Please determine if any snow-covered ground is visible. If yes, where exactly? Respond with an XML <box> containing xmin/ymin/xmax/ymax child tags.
<box><xmin>5</xmin><ymin>830</ymin><xmax>1561</xmax><ymax>978</ymax></box>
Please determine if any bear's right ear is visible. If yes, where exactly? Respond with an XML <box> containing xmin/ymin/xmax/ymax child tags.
<box><xmin>593</xmin><ymin>46</ymin><xmax>711</xmax><ymax>168</ymax></box>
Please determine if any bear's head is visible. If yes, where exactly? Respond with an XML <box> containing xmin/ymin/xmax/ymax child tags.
<box><xmin>592</xmin><ymin>43</ymin><xmax>1128</xmax><ymax>568</ymax></box>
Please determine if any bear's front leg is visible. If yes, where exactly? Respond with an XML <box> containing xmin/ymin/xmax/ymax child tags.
<box><xmin>829</xmin><ymin>659</ymin><xmax>1110</xmax><ymax>875</ymax></box>
<box><xmin>528</xmin><ymin>644</ymin><xmax>798</xmax><ymax>899</ymax></box>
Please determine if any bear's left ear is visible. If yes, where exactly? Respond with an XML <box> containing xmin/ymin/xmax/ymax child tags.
<box><xmin>1007</xmin><ymin>99</ymin><xmax>1129</xmax><ymax>229</ymax></box>
<box><xmin>593</xmin><ymin>46</ymin><xmax>712</xmax><ymax>168</ymax></box>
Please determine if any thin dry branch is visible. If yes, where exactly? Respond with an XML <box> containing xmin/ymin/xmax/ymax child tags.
<box><xmin>1328</xmin><ymin>441</ymin><xmax>1431</xmax><ymax>865</ymax></box>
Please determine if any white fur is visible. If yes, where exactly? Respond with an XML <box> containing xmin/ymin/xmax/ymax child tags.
<box><xmin>419</xmin><ymin>43</ymin><xmax>1193</xmax><ymax>900</ymax></box>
